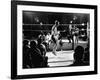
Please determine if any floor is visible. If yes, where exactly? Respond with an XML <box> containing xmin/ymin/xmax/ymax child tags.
<box><xmin>46</xmin><ymin>50</ymin><xmax>74</xmax><ymax>67</ymax></box>
<box><xmin>46</xmin><ymin>39</ymin><xmax>88</xmax><ymax>67</ymax></box>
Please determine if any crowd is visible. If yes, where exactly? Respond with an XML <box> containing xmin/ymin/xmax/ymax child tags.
<box><xmin>23</xmin><ymin>37</ymin><xmax>48</xmax><ymax>68</ymax></box>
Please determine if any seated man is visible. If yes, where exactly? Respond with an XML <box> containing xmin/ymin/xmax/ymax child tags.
<box><xmin>70</xmin><ymin>46</ymin><xmax>87</xmax><ymax>66</ymax></box>
<box><xmin>30</xmin><ymin>40</ymin><xmax>48</xmax><ymax>68</ymax></box>
<box><xmin>23</xmin><ymin>40</ymin><xmax>30</xmax><ymax>68</ymax></box>
<box><xmin>38</xmin><ymin>43</ymin><xmax>48</xmax><ymax>67</ymax></box>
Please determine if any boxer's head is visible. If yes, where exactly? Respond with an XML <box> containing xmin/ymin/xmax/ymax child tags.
<box><xmin>55</xmin><ymin>20</ymin><xmax>60</xmax><ymax>26</ymax></box>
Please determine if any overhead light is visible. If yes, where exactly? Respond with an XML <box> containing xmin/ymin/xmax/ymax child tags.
<box><xmin>40</xmin><ymin>22</ymin><xmax>43</xmax><ymax>25</ymax></box>
<box><xmin>70</xmin><ymin>21</ymin><xmax>73</xmax><ymax>23</ymax></box>
<box><xmin>81</xmin><ymin>23</ymin><xmax>85</xmax><ymax>26</ymax></box>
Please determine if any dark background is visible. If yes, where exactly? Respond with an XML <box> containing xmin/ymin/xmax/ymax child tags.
<box><xmin>23</xmin><ymin>11</ymin><xmax>89</xmax><ymax>39</ymax></box>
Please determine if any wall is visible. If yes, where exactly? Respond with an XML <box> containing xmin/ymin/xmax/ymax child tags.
<box><xmin>0</xmin><ymin>0</ymin><xmax>99</xmax><ymax>80</ymax></box>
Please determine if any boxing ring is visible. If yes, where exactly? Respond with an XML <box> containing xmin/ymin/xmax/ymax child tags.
<box><xmin>46</xmin><ymin>39</ymin><xmax>88</xmax><ymax>67</ymax></box>
<box><xmin>23</xmin><ymin>23</ymin><xmax>89</xmax><ymax>67</ymax></box>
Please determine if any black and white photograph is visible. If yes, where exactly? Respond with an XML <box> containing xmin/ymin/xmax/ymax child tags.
<box><xmin>11</xmin><ymin>1</ymin><xmax>97</xmax><ymax>79</ymax></box>
<box><xmin>22</xmin><ymin>11</ymin><xmax>90</xmax><ymax>68</ymax></box>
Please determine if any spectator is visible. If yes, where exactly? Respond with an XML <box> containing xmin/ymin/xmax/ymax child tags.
<box><xmin>29</xmin><ymin>40</ymin><xmax>43</xmax><ymax>68</ymax></box>
<box><xmin>37</xmin><ymin>42</ymin><xmax>49</xmax><ymax>67</ymax></box>
<box><xmin>70</xmin><ymin>46</ymin><xmax>86</xmax><ymax>66</ymax></box>
<box><xmin>29</xmin><ymin>40</ymin><xmax>48</xmax><ymax>68</ymax></box>
<box><xmin>38</xmin><ymin>43</ymin><xmax>46</xmax><ymax>57</ymax></box>
<box><xmin>83</xmin><ymin>42</ymin><xmax>90</xmax><ymax>65</ymax></box>
<box><xmin>23</xmin><ymin>40</ymin><xmax>30</xmax><ymax>68</ymax></box>
<box><xmin>37</xmin><ymin>32</ymin><xmax>45</xmax><ymax>44</ymax></box>
<box><xmin>45</xmin><ymin>33</ymin><xmax>51</xmax><ymax>51</ymax></box>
